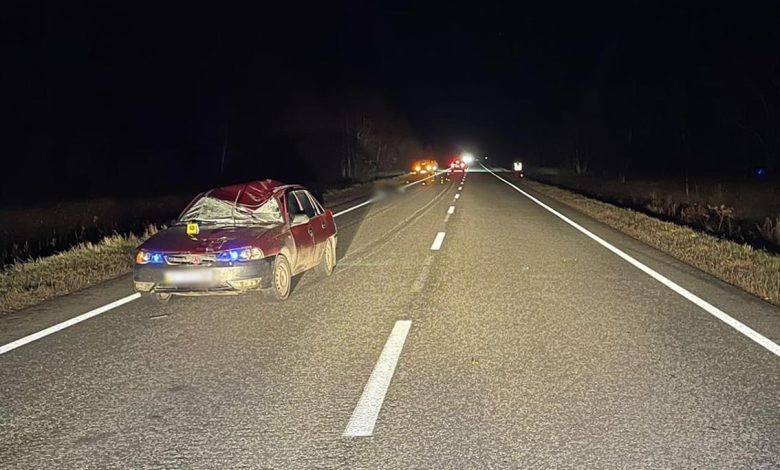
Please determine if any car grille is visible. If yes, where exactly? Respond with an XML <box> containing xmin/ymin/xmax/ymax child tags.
<box><xmin>165</xmin><ymin>253</ymin><xmax>217</xmax><ymax>266</ymax></box>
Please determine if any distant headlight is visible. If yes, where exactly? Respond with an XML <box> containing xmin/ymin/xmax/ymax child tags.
<box><xmin>216</xmin><ymin>247</ymin><xmax>264</xmax><ymax>262</ymax></box>
<box><xmin>414</xmin><ymin>165</ymin><xmax>421</xmax><ymax>172</ymax></box>
<box><xmin>135</xmin><ymin>250</ymin><xmax>164</xmax><ymax>265</ymax></box>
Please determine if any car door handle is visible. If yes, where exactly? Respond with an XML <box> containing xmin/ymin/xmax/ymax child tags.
<box><xmin>308</xmin><ymin>228</ymin><xmax>314</xmax><ymax>236</ymax></box>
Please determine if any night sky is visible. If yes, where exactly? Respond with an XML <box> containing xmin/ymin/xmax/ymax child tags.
<box><xmin>4</xmin><ymin>1</ymin><xmax>780</xmax><ymax>204</ymax></box>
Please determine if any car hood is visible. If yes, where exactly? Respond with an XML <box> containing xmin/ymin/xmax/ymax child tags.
<box><xmin>138</xmin><ymin>224</ymin><xmax>280</xmax><ymax>253</ymax></box>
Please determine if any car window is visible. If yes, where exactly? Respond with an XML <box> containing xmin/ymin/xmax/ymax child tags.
<box><xmin>286</xmin><ymin>192</ymin><xmax>304</xmax><ymax>221</ymax></box>
<box><xmin>304</xmin><ymin>191</ymin><xmax>324</xmax><ymax>215</ymax></box>
<box><xmin>294</xmin><ymin>190</ymin><xmax>317</xmax><ymax>218</ymax></box>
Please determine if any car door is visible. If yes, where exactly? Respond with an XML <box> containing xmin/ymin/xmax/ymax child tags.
<box><xmin>300</xmin><ymin>191</ymin><xmax>330</xmax><ymax>262</ymax></box>
<box><xmin>285</xmin><ymin>191</ymin><xmax>316</xmax><ymax>273</ymax></box>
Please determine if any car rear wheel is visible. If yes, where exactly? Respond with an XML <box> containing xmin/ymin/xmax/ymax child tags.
<box><xmin>318</xmin><ymin>237</ymin><xmax>336</xmax><ymax>276</ymax></box>
<box><xmin>266</xmin><ymin>254</ymin><xmax>291</xmax><ymax>301</ymax></box>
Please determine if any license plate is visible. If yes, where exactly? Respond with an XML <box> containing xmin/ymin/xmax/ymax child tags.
<box><xmin>163</xmin><ymin>270</ymin><xmax>214</xmax><ymax>284</ymax></box>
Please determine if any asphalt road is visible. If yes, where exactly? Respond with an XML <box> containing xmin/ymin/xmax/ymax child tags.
<box><xmin>1</xmin><ymin>168</ymin><xmax>779</xmax><ymax>468</ymax></box>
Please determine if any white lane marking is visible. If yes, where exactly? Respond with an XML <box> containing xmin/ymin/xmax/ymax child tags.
<box><xmin>0</xmin><ymin>293</ymin><xmax>141</xmax><ymax>356</ymax></box>
<box><xmin>482</xmin><ymin>164</ymin><xmax>780</xmax><ymax>358</ymax></box>
<box><xmin>333</xmin><ymin>171</ymin><xmax>446</xmax><ymax>218</ymax></box>
<box><xmin>430</xmin><ymin>232</ymin><xmax>447</xmax><ymax>251</ymax></box>
<box><xmin>0</xmin><ymin>174</ymin><xmax>440</xmax><ymax>357</ymax></box>
<box><xmin>454</xmin><ymin>194</ymin><xmax>460</xmax><ymax>200</ymax></box>
<box><xmin>333</xmin><ymin>198</ymin><xmax>375</xmax><ymax>217</ymax></box>
<box><xmin>458</xmin><ymin>186</ymin><xmax>463</xmax><ymax>191</ymax></box>
<box><xmin>411</xmin><ymin>256</ymin><xmax>435</xmax><ymax>292</ymax></box>
<box><xmin>448</xmin><ymin>206</ymin><xmax>455</xmax><ymax>215</ymax></box>
<box><xmin>444</xmin><ymin>214</ymin><xmax>451</xmax><ymax>223</ymax></box>
<box><xmin>344</xmin><ymin>320</ymin><xmax>412</xmax><ymax>437</ymax></box>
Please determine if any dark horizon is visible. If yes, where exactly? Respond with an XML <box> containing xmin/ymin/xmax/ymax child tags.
<box><xmin>4</xmin><ymin>1</ymin><xmax>780</xmax><ymax>204</ymax></box>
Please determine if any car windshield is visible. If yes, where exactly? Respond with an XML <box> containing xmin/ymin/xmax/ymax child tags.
<box><xmin>178</xmin><ymin>196</ymin><xmax>283</xmax><ymax>226</ymax></box>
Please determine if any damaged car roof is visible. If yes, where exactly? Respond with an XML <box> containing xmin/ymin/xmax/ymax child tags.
<box><xmin>203</xmin><ymin>179</ymin><xmax>292</xmax><ymax>209</ymax></box>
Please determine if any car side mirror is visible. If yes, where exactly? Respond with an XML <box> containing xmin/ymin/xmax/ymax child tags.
<box><xmin>291</xmin><ymin>213</ymin><xmax>309</xmax><ymax>226</ymax></box>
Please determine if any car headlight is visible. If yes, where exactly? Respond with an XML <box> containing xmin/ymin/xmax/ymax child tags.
<box><xmin>216</xmin><ymin>247</ymin><xmax>264</xmax><ymax>262</ymax></box>
<box><xmin>135</xmin><ymin>250</ymin><xmax>164</xmax><ymax>265</ymax></box>
<box><xmin>414</xmin><ymin>166</ymin><xmax>421</xmax><ymax>172</ymax></box>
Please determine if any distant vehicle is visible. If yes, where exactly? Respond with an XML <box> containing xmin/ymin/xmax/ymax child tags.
<box><xmin>449</xmin><ymin>158</ymin><xmax>467</xmax><ymax>172</ymax></box>
<box><xmin>513</xmin><ymin>161</ymin><xmax>524</xmax><ymax>178</ymax></box>
<box><xmin>412</xmin><ymin>159</ymin><xmax>438</xmax><ymax>175</ymax></box>
<box><xmin>407</xmin><ymin>159</ymin><xmax>442</xmax><ymax>185</ymax></box>
<box><xmin>133</xmin><ymin>180</ymin><xmax>337</xmax><ymax>303</ymax></box>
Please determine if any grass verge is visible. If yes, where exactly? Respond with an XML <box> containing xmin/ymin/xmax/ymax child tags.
<box><xmin>524</xmin><ymin>180</ymin><xmax>780</xmax><ymax>306</ymax></box>
<box><xmin>0</xmin><ymin>231</ymin><xmax>150</xmax><ymax>315</ymax></box>
<box><xmin>0</xmin><ymin>175</ymin><xmax>405</xmax><ymax>315</ymax></box>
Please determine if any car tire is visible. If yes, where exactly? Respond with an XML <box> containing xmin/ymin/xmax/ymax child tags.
<box><xmin>265</xmin><ymin>254</ymin><xmax>291</xmax><ymax>301</ymax></box>
<box><xmin>318</xmin><ymin>237</ymin><xmax>336</xmax><ymax>277</ymax></box>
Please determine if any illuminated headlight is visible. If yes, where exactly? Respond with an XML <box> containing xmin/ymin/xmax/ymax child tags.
<box><xmin>461</xmin><ymin>153</ymin><xmax>474</xmax><ymax>164</ymax></box>
<box><xmin>426</xmin><ymin>164</ymin><xmax>432</xmax><ymax>170</ymax></box>
<box><xmin>216</xmin><ymin>247</ymin><xmax>264</xmax><ymax>262</ymax></box>
<box><xmin>135</xmin><ymin>250</ymin><xmax>164</xmax><ymax>265</ymax></box>
<box><xmin>414</xmin><ymin>165</ymin><xmax>421</xmax><ymax>172</ymax></box>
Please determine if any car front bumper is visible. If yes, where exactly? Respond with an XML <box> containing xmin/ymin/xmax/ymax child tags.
<box><xmin>133</xmin><ymin>259</ymin><xmax>273</xmax><ymax>295</ymax></box>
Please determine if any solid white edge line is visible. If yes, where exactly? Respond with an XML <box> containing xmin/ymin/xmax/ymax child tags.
<box><xmin>0</xmin><ymin>293</ymin><xmax>141</xmax><ymax>356</ymax></box>
<box><xmin>332</xmin><ymin>198</ymin><xmax>375</xmax><ymax>218</ymax></box>
<box><xmin>333</xmin><ymin>171</ymin><xmax>446</xmax><ymax>218</ymax></box>
<box><xmin>481</xmin><ymin>163</ymin><xmax>780</xmax><ymax>358</ymax></box>
<box><xmin>344</xmin><ymin>320</ymin><xmax>412</xmax><ymax>437</ymax></box>
<box><xmin>448</xmin><ymin>206</ymin><xmax>455</xmax><ymax>215</ymax></box>
<box><xmin>430</xmin><ymin>232</ymin><xmax>446</xmax><ymax>251</ymax></box>
<box><xmin>0</xmin><ymin>172</ymin><xmax>445</xmax><ymax>357</ymax></box>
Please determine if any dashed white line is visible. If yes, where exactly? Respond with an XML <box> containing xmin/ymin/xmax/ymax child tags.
<box><xmin>448</xmin><ymin>206</ymin><xmax>455</xmax><ymax>215</ymax></box>
<box><xmin>0</xmin><ymin>293</ymin><xmax>141</xmax><ymax>356</ymax></box>
<box><xmin>482</xmin><ymin>163</ymin><xmax>780</xmax><ymax>358</ymax></box>
<box><xmin>430</xmin><ymin>231</ymin><xmax>447</xmax><ymax>251</ymax></box>
<box><xmin>344</xmin><ymin>320</ymin><xmax>412</xmax><ymax>437</ymax></box>
<box><xmin>411</xmin><ymin>256</ymin><xmax>435</xmax><ymax>292</ymax></box>
<box><xmin>454</xmin><ymin>194</ymin><xmax>460</xmax><ymax>200</ymax></box>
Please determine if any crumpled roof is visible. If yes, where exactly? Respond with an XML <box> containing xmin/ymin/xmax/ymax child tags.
<box><xmin>204</xmin><ymin>180</ymin><xmax>286</xmax><ymax>209</ymax></box>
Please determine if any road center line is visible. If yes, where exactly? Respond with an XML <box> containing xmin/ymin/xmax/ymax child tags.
<box><xmin>411</xmin><ymin>256</ymin><xmax>435</xmax><ymax>292</ymax></box>
<box><xmin>0</xmin><ymin>293</ymin><xmax>141</xmax><ymax>356</ymax></box>
<box><xmin>454</xmin><ymin>194</ymin><xmax>460</xmax><ymax>200</ymax></box>
<box><xmin>482</xmin><ymin>164</ymin><xmax>780</xmax><ymax>358</ymax></box>
<box><xmin>343</xmin><ymin>320</ymin><xmax>412</xmax><ymax>437</ymax></box>
<box><xmin>430</xmin><ymin>232</ymin><xmax>446</xmax><ymax>250</ymax></box>
<box><xmin>448</xmin><ymin>206</ymin><xmax>455</xmax><ymax>215</ymax></box>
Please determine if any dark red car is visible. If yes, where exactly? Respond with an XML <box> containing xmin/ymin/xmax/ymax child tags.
<box><xmin>133</xmin><ymin>180</ymin><xmax>337</xmax><ymax>302</ymax></box>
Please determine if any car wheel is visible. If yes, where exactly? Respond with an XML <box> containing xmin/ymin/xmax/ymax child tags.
<box><xmin>155</xmin><ymin>292</ymin><xmax>172</xmax><ymax>304</ymax></box>
<box><xmin>267</xmin><ymin>254</ymin><xmax>291</xmax><ymax>301</ymax></box>
<box><xmin>318</xmin><ymin>237</ymin><xmax>336</xmax><ymax>276</ymax></box>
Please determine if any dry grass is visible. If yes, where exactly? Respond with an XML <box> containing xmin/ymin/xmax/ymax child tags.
<box><xmin>0</xmin><ymin>176</ymin><xmax>403</xmax><ymax>315</ymax></box>
<box><xmin>525</xmin><ymin>180</ymin><xmax>780</xmax><ymax>306</ymax></box>
<box><xmin>0</xmin><ymin>230</ymin><xmax>152</xmax><ymax>314</ymax></box>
